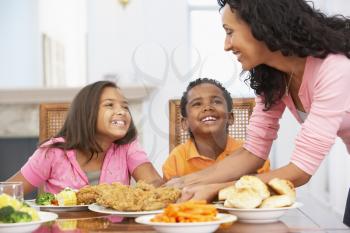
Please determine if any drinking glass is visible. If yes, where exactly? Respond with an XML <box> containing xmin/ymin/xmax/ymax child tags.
<box><xmin>0</xmin><ymin>182</ymin><xmax>24</xmax><ymax>202</ymax></box>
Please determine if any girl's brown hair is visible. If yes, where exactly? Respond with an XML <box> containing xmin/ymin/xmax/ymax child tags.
<box><xmin>42</xmin><ymin>81</ymin><xmax>137</xmax><ymax>159</ymax></box>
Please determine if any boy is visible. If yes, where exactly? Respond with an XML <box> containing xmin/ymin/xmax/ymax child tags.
<box><xmin>163</xmin><ymin>78</ymin><xmax>269</xmax><ymax>180</ymax></box>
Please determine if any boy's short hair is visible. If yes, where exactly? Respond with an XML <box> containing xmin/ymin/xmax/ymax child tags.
<box><xmin>180</xmin><ymin>78</ymin><xmax>233</xmax><ymax>117</ymax></box>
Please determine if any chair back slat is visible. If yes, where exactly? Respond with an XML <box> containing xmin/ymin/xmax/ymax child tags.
<box><xmin>39</xmin><ymin>103</ymin><xmax>70</xmax><ymax>142</ymax></box>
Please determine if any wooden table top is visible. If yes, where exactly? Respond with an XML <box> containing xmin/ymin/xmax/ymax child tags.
<box><xmin>31</xmin><ymin>195</ymin><xmax>348</xmax><ymax>233</ymax></box>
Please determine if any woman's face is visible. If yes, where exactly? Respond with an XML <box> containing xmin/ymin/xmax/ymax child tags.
<box><xmin>221</xmin><ymin>4</ymin><xmax>271</xmax><ymax>70</ymax></box>
<box><xmin>96</xmin><ymin>87</ymin><xmax>131</xmax><ymax>143</ymax></box>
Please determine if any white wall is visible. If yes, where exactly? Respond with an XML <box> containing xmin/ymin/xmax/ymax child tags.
<box><xmin>87</xmin><ymin>0</ymin><xmax>191</xmax><ymax>172</ymax></box>
<box><xmin>0</xmin><ymin>0</ymin><xmax>41</xmax><ymax>87</ymax></box>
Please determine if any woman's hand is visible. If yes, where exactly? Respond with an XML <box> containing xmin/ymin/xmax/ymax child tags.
<box><xmin>178</xmin><ymin>182</ymin><xmax>234</xmax><ymax>202</ymax></box>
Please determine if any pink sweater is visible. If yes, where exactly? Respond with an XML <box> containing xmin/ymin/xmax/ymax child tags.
<box><xmin>21</xmin><ymin>138</ymin><xmax>150</xmax><ymax>193</ymax></box>
<box><xmin>244</xmin><ymin>54</ymin><xmax>350</xmax><ymax>175</ymax></box>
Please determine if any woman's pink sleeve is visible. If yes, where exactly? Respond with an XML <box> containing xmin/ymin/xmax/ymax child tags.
<box><xmin>244</xmin><ymin>96</ymin><xmax>286</xmax><ymax>160</ymax></box>
<box><xmin>291</xmin><ymin>57</ymin><xmax>350</xmax><ymax>175</ymax></box>
<box><xmin>126</xmin><ymin>139</ymin><xmax>151</xmax><ymax>174</ymax></box>
<box><xmin>20</xmin><ymin>147</ymin><xmax>53</xmax><ymax>187</ymax></box>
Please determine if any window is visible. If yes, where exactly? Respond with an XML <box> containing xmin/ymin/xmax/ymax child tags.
<box><xmin>188</xmin><ymin>1</ymin><xmax>253</xmax><ymax>97</ymax></box>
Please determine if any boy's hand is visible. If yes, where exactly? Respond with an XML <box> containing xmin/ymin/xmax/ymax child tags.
<box><xmin>178</xmin><ymin>184</ymin><xmax>220</xmax><ymax>203</ymax></box>
<box><xmin>164</xmin><ymin>177</ymin><xmax>186</xmax><ymax>189</ymax></box>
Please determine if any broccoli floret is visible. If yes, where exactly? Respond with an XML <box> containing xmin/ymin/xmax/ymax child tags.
<box><xmin>35</xmin><ymin>192</ymin><xmax>55</xmax><ymax>205</ymax></box>
<box><xmin>0</xmin><ymin>206</ymin><xmax>15</xmax><ymax>223</ymax></box>
<box><xmin>0</xmin><ymin>206</ymin><xmax>33</xmax><ymax>223</ymax></box>
<box><xmin>9</xmin><ymin>211</ymin><xmax>32</xmax><ymax>223</ymax></box>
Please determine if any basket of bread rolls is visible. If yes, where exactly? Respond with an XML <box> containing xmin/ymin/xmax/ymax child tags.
<box><xmin>216</xmin><ymin>176</ymin><xmax>302</xmax><ymax>223</ymax></box>
<box><xmin>219</xmin><ymin>176</ymin><xmax>296</xmax><ymax>209</ymax></box>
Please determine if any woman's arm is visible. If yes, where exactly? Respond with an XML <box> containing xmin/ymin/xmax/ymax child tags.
<box><xmin>257</xmin><ymin>162</ymin><xmax>311</xmax><ymax>186</ymax></box>
<box><xmin>166</xmin><ymin>147</ymin><xmax>265</xmax><ymax>188</ymax></box>
<box><xmin>6</xmin><ymin>171</ymin><xmax>36</xmax><ymax>195</ymax></box>
<box><xmin>178</xmin><ymin>163</ymin><xmax>311</xmax><ymax>202</ymax></box>
<box><xmin>132</xmin><ymin>162</ymin><xmax>164</xmax><ymax>187</ymax></box>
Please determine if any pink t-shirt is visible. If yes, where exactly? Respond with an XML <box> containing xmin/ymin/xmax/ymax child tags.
<box><xmin>244</xmin><ymin>54</ymin><xmax>350</xmax><ymax>175</ymax></box>
<box><xmin>21</xmin><ymin>137</ymin><xmax>150</xmax><ymax>193</ymax></box>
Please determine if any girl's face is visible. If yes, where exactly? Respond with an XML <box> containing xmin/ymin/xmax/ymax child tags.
<box><xmin>183</xmin><ymin>83</ymin><xmax>233</xmax><ymax>137</ymax></box>
<box><xmin>221</xmin><ymin>4</ymin><xmax>271</xmax><ymax>70</ymax></box>
<box><xmin>96</xmin><ymin>87</ymin><xmax>131</xmax><ymax>143</ymax></box>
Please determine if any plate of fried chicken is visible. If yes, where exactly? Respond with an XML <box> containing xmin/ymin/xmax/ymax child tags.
<box><xmin>76</xmin><ymin>181</ymin><xmax>181</xmax><ymax>217</ymax></box>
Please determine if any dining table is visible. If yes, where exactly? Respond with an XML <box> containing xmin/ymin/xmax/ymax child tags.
<box><xmin>31</xmin><ymin>194</ymin><xmax>349</xmax><ymax>233</ymax></box>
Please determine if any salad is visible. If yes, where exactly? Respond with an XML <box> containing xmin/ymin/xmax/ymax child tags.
<box><xmin>35</xmin><ymin>188</ymin><xmax>77</xmax><ymax>206</ymax></box>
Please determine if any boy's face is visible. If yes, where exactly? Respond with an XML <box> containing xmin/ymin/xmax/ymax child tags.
<box><xmin>183</xmin><ymin>83</ymin><xmax>233</xmax><ymax>137</ymax></box>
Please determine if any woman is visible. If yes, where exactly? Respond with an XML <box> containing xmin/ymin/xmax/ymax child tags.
<box><xmin>166</xmin><ymin>0</ymin><xmax>350</xmax><ymax>224</ymax></box>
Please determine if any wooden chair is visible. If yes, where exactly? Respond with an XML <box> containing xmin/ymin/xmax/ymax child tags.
<box><xmin>39</xmin><ymin>103</ymin><xmax>70</xmax><ymax>143</ymax></box>
<box><xmin>169</xmin><ymin>98</ymin><xmax>255</xmax><ymax>152</ymax></box>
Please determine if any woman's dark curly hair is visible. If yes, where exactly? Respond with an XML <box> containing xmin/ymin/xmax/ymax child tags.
<box><xmin>218</xmin><ymin>0</ymin><xmax>350</xmax><ymax>110</ymax></box>
<box><xmin>180</xmin><ymin>78</ymin><xmax>233</xmax><ymax>117</ymax></box>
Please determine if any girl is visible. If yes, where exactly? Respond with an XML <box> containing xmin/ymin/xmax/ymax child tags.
<box><xmin>7</xmin><ymin>81</ymin><xmax>163</xmax><ymax>194</ymax></box>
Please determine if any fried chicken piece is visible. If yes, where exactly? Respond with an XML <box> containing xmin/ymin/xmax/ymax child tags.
<box><xmin>76</xmin><ymin>183</ymin><xmax>112</xmax><ymax>205</ymax></box>
<box><xmin>95</xmin><ymin>181</ymin><xmax>181</xmax><ymax>211</ymax></box>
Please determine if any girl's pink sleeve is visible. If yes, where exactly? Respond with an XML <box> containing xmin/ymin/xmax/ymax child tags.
<box><xmin>244</xmin><ymin>96</ymin><xmax>286</xmax><ymax>160</ymax></box>
<box><xmin>20</xmin><ymin>147</ymin><xmax>53</xmax><ymax>187</ymax></box>
<box><xmin>126</xmin><ymin>139</ymin><xmax>151</xmax><ymax>174</ymax></box>
<box><xmin>291</xmin><ymin>56</ymin><xmax>350</xmax><ymax>175</ymax></box>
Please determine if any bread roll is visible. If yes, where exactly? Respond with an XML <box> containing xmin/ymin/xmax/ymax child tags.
<box><xmin>259</xmin><ymin>194</ymin><xmax>294</xmax><ymax>208</ymax></box>
<box><xmin>268</xmin><ymin>178</ymin><xmax>296</xmax><ymax>202</ymax></box>
<box><xmin>235</xmin><ymin>176</ymin><xmax>270</xmax><ymax>200</ymax></box>
<box><xmin>218</xmin><ymin>185</ymin><xmax>236</xmax><ymax>201</ymax></box>
<box><xmin>224</xmin><ymin>188</ymin><xmax>262</xmax><ymax>209</ymax></box>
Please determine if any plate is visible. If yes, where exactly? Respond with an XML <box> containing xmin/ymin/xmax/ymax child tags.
<box><xmin>0</xmin><ymin>211</ymin><xmax>58</xmax><ymax>233</ymax></box>
<box><xmin>216</xmin><ymin>202</ymin><xmax>303</xmax><ymax>223</ymax></box>
<box><xmin>135</xmin><ymin>213</ymin><xmax>237</xmax><ymax>233</ymax></box>
<box><xmin>88</xmin><ymin>203</ymin><xmax>163</xmax><ymax>218</ymax></box>
<box><xmin>26</xmin><ymin>200</ymin><xmax>89</xmax><ymax>212</ymax></box>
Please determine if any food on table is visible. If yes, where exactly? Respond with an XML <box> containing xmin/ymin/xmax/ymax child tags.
<box><xmin>77</xmin><ymin>181</ymin><xmax>181</xmax><ymax>211</ymax></box>
<box><xmin>35</xmin><ymin>192</ymin><xmax>56</xmax><ymax>205</ymax></box>
<box><xmin>268</xmin><ymin>178</ymin><xmax>296</xmax><ymax>202</ymax></box>
<box><xmin>0</xmin><ymin>193</ymin><xmax>22</xmax><ymax>209</ymax></box>
<box><xmin>151</xmin><ymin>200</ymin><xmax>218</xmax><ymax>223</ymax></box>
<box><xmin>56</xmin><ymin>188</ymin><xmax>77</xmax><ymax>206</ymax></box>
<box><xmin>235</xmin><ymin>175</ymin><xmax>271</xmax><ymax>199</ymax></box>
<box><xmin>259</xmin><ymin>194</ymin><xmax>294</xmax><ymax>208</ymax></box>
<box><xmin>76</xmin><ymin>184</ymin><xmax>110</xmax><ymax>205</ymax></box>
<box><xmin>224</xmin><ymin>188</ymin><xmax>263</xmax><ymax>209</ymax></box>
<box><xmin>0</xmin><ymin>194</ymin><xmax>39</xmax><ymax>223</ymax></box>
<box><xmin>218</xmin><ymin>185</ymin><xmax>237</xmax><ymax>201</ymax></box>
<box><xmin>218</xmin><ymin>176</ymin><xmax>296</xmax><ymax>209</ymax></box>
<box><xmin>35</xmin><ymin>188</ymin><xmax>78</xmax><ymax>206</ymax></box>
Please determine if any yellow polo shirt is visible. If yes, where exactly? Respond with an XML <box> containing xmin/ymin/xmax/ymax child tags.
<box><xmin>162</xmin><ymin>136</ymin><xmax>270</xmax><ymax>181</ymax></box>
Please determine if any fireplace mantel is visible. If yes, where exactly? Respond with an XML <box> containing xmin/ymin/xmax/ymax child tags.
<box><xmin>0</xmin><ymin>85</ymin><xmax>155</xmax><ymax>104</ymax></box>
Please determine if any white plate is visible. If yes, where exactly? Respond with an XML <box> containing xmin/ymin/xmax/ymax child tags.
<box><xmin>26</xmin><ymin>200</ymin><xmax>89</xmax><ymax>212</ymax></box>
<box><xmin>88</xmin><ymin>203</ymin><xmax>163</xmax><ymax>217</ymax></box>
<box><xmin>0</xmin><ymin>211</ymin><xmax>58</xmax><ymax>233</ymax></box>
<box><xmin>135</xmin><ymin>213</ymin><xmax>237</xmax><ymax>233</ymax></box>
<box><xmin>216</xmin><ymin>202</ymin><xmax>303</xmax><ymax>223</ymax></box>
